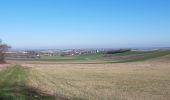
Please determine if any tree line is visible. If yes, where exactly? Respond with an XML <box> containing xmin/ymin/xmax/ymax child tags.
<box><xmin>0</xmin><ymin>40</ymin><xmax>10</xmax><ymax>63</ymax></box>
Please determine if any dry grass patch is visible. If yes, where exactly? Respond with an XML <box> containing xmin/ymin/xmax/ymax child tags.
<box><xmin>22</xmin><ymin>61</ymin><xmax>170</xmax><ymax>100</ymax></box>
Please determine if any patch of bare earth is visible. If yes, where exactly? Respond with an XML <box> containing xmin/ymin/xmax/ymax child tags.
<box><xmin>0</xmin><ymin>63</ymin><xmax>10</xmax><ymax>70</ymax></box>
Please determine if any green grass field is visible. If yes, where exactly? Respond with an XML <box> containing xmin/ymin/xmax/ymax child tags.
<box><xmin>0</xmin><ymin>65</ymin><xmax>55</xmax><ymax>100</ymax></box>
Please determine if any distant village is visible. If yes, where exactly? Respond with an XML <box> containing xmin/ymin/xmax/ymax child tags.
<box><xmin>6</xmin><ymin>49</ymin><xmax>127</xmax><ymax>59</ymax></box>
<box><xmin>6</xmin><ymin>49</ymin><xmax>97</xmax><ymax>59</ymax></box>
<box><xmin>5</xmin><ymin>48</ymin><xmax>170</xmax><ymax>60</ymax></box>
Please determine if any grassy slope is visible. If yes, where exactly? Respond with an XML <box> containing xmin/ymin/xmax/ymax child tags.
<box><xmin>0</xmin><ymin>65</ymin><xmax>55</xmax><ymax>100</ymax></box>
<box><xmin>117</xmin><ymin>50</ymin><xmax>170</xmax><ymax>63</ymax></box>
<box><xmin>38</xmin><ymin>50</ymin><xmax>170</xmax><ymax>63</ymax></box>
<box><xmin>41</xmin><ymin>53</ymin><xmax>104</xmax><ymax>61</ymax></box>
<box><xmin>1</xmin><ymin>52</ymin><xmax>170</xmax><ymax>100</ymax></box>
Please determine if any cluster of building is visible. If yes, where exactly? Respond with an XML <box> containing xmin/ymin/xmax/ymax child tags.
<box><xmin>5</xmin><ymin>49</ymin><xmax>105</xmax><ymax>59</ymax></box>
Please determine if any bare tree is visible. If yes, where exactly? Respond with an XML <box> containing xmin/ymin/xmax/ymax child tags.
<box><xmin>0</xmin><ymin>40</ymin><xmax>10</xmax><ymax>63</ymax></box>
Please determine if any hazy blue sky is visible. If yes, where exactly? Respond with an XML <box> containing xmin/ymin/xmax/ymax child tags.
<box><xmin>0</xmin><ymin>0</ymin><xmax>170</xmax><ymax>49</ymax></box>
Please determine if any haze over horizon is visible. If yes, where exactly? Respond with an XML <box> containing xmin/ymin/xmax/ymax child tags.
<box><xmin>0</xmin><ymin>0</ymin><xmax>170</xmax><ymax>49</ymax></box>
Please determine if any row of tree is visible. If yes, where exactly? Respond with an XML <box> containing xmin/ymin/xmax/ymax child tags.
<box><xmin>0</xmin><ymin>40</ymin><xmax>10</xmax><ymax>63</ymax></box>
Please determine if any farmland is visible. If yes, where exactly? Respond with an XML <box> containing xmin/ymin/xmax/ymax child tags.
<box><xmin>1</xmin><ymin>0</ymin><xmax>170</xmax><ymax>99</ymax></box>
<box><xmin>8</xmin><ymin>50</ymin><xmax>170</xmax><ymax>63</ymax></box>
<box><xmin>1</xmin><ymin>50</ymin><xmax>170</xmax><ymax>100</ymax></box>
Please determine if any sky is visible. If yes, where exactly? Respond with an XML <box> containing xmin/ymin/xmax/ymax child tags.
<box><xmin>0</xmin><ymin>0</ymin><xmax>170</xmax><ymax>49</ymax></box>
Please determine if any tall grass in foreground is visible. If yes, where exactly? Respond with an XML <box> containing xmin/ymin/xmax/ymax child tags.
<box><xmin>0</xmin><ymin>65</ymin><xmax>55</xmax><ymax>100</ymax></box>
